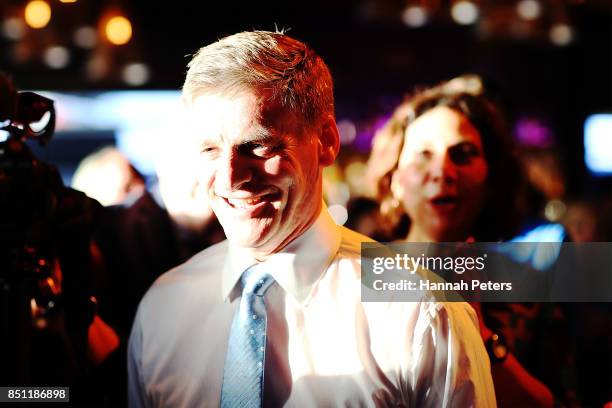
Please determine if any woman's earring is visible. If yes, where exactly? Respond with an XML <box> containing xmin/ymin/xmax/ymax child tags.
<box><xmin>390</xmin><ymin>197</ymin><xmax>400</xmax><ymax>209</ymax></box>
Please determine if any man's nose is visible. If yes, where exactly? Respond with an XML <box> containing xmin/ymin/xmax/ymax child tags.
<box><xmin>428</xmin><ymin>153</ymin><xmax>458</xmax><ymax>184</ymax></box>
<box><xmin>216</xmin><ymin>151</ymin><xmax>253</xmax><ymax>191</ymax></box>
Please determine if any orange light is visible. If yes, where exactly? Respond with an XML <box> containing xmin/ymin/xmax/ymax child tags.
<box><xmin>24</xmin><ymin>0</ymin><xmax>51</xmax><ymax>29</ymax></box>
<box><xmin>59</xmin><ymin>0</ymin><xmax>77</xmax><ymax>3</ymax></box>
<box><xmin>105</xmin><ymin>16</ymin><xmax>132</xmax><ymax>45</ymax></box>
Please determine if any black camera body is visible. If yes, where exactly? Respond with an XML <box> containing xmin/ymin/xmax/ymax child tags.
<box><xmin>0</xmin><ymin>72</ymin><xmax>100</xmax><ymax>386</ymax></box>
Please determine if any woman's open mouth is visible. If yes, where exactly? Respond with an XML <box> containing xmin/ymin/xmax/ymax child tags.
<box><xmin>429</xmin><ymin>195</ymin><xmax>459</xmax><ymax>213</ymax></box>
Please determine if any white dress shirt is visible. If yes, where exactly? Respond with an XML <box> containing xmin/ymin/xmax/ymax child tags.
<box><xmin>128</xmin><ymin>208</ymin><xmax>496</xmax><ymax>407</ymax></box>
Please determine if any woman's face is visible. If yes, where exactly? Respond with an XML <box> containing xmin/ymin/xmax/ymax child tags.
<box><xmin>392</xmin><ymin>106</ymin><xmax>488</xmax><ymax>241</ymax></box>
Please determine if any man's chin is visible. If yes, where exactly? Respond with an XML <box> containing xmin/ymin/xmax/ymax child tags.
<box><xmin>224</xmin><ymin>225</ymin><xmax>275</xmax><ymax>250</ymax></box>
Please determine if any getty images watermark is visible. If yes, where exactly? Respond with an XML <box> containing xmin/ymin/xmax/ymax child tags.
<box><xmin>371</xmin><ymin>251</ymin><xmax>512</xmax><ymax>292</ymax></box>
<box><xmin>361</xmin><ymin>242</ymin><xmax>612</xmax><ymax>302</ymax></box>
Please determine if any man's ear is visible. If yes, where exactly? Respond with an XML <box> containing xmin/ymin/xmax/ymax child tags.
<box><xmin>318</xmin><ymin>114</ymin><xmax>340</xmax><ymax>167</ymax></box>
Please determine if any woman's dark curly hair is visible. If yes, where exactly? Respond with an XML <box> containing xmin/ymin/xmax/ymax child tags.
<box><xmin>365</xmin><ymin>74</ymin><xmax>525</xmax><ymax>241</ymax></box>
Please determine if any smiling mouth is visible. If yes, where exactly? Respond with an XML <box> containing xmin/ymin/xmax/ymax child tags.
<box><xmin>226</xmin><ymin>196</ymin><xmax>266</xmax><ymax>208</ymax></box>
<box><xmin>220</xmin><ymin>191</ymin><xmax>281</xmax><ymax>209</ymax></box>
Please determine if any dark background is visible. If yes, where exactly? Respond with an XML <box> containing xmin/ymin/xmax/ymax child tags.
<box><xmin>2</xmin><ymin>0</ymin><xmax>611</xmax><ymax>195</ymax></box>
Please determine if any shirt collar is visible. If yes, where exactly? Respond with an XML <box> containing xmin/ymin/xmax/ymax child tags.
<box><xmin>222</xmin><ymin>204</ymin><xmax>341</xmax><ymax>306</ymax></box>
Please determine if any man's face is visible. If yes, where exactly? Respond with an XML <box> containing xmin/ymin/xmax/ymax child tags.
<box><xmin>187</xmin><ymin>89</ymin><xmax>323</xmax><ymax>257</ymax></box>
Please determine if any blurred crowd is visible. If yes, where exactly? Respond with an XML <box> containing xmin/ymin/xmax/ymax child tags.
<box><xmin>4</xmin><ymin>73</ymin><xmax>610</xmax><ymax>407</ymax></box>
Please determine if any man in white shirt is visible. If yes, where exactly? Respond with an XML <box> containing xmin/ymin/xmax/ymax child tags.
<box><xmin>128</xmin><ymin>30</ymin><xmax>496</xmax><ymax>407</ymax></box>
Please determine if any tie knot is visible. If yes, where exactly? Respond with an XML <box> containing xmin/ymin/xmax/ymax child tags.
<box><xmin>241</xmin><ymin>265</ymin><xmax>275</xmax><ymax>297</ymax></box>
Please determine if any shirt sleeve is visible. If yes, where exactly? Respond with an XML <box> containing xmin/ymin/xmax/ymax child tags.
<box><xmin>127</xmin><ymin>307</ymin><xmax>148</xmax><ymax>408</ymax></box>
<box><xmin>409</xmin><ymin>301</ymin><xmax>497</xmax><ymax>407</ymax></box>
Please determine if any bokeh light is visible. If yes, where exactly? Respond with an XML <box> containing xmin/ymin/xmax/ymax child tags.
<box><xmin>328</xmin><ymin>204</ymin><xmax>349</xmax><ymax>226</ymax></box>
<box><xmin>451</xmin><ymin>1</ymin><xmax>479</xmax><ymax>25</ymax></box>
<box><xmin>74</xmin><ymin>26</ymin><xmax>97</xmax><ymax>48</ymax></box>
<box><xmin>105</xmin><ymin>15</ymin><xmax>132</xmax><ymax>45</ymax></box>
<box><xmin>549</xmin><ymin>23</ymin><xmax>574</xmax><ymax>46</ymax></box>
<box><xmin>2</xmin><ymin>17</ymin><xmax>26</xmax><ymax>40</ymax></box>
<box><xmin>24</xmin><ymin>0</ymin><xmax>51</xmax><ymax>29</ymax></box>
<box><xmin>122</xmin><ymin>63</ymin><xmax>150</xmax><ymax>86</ymax></box>
<box><xmin>44</xmin><ymin>45</ymin><xmax>70</xmax><ymax>69</ymax></box>
<box><xmin>402</xmin><ymin>5</ymin><xmax>428</xmax><ymax>28</ymax></box>
<box><xmin>337</xmin><ymin>119</ymin><xmax>357</xmax><ymax>145</ymax></box>
<box><xmin>516</xmin><ymin>0</ymin><xmax>541</xmax><ymax>21</ymax></box>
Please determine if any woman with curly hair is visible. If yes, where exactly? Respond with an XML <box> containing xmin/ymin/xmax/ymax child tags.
<box><xmin>365</xmin><ymin>75</ymin><xmax>560</xmax><ymax>407</ymax></box>
<box><xmin>366</xmin><ymin>74</ymin><xmax>524</xmax><ymax>243</ymax></box>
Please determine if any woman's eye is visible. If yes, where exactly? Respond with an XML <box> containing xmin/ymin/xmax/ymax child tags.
<box><xmin>449</xmin><ymin>143</ymin><xmax>480</xmax><ymax>164</ymax></box>
<box><xmin>420</xmin><ymin>150</ymin><xmax>433</xmax><ymax>160</ymax></box>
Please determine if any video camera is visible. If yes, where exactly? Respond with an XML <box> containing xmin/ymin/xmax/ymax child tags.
<box><xmin>0</xmin><ymin>72</ymin><xmax>101</xmax><ymax>386</ymax></box>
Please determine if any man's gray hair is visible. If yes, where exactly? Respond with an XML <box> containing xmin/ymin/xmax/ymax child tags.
<box><xmin>183</xmin><ymin>30</ymin><xmax>334</xmax><ymax>126</ymax></box>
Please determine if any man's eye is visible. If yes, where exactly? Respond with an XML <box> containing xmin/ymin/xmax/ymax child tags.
<box><xmin>201</xmin><ymin>146</ymin><xmax>218</xmax><ymax>155</ymax></box>
<box><xmin>253</xmin><ymin>144</ymin><xmax>272</xmax><ymax>156</ymax></box>
<box><xmin>243</xmin><ymin>142</ymin><xmax>278</xmax><ymax>157</ymax></box>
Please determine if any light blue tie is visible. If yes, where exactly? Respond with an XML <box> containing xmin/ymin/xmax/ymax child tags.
<box><xmin>221</xmin><ymin>265</ymin><xmax>275</xmax><ymax>408</ymax></box>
